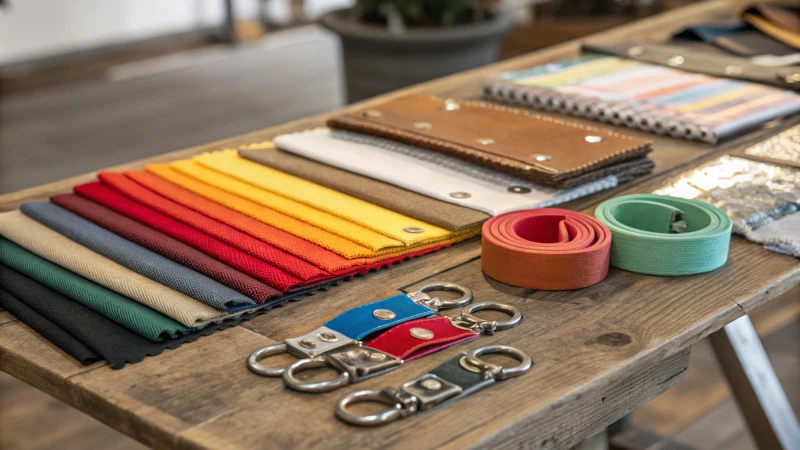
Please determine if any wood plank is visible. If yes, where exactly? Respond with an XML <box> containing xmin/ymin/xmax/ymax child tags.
<box><xmin>1</xmin><ymin>1</ymin><xmax>798</xmax><ymax>449</ymax></box>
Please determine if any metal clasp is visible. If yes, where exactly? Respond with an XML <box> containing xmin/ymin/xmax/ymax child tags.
<box><xmin>335</xmin><ymin>345</ymin><xmax>532</xmax><ymax>426</ymax></box>
<box><xmin>408</xmin><ymin>282</ymin><xmax>473</xmax><ymax>310</ymax></box>
<box><xmin>283</xmin><ymin>347</ymin><xmax>402</xmax><ymax>393</ymax></box>
<box><xmin>246</xmin><ymin>327</ymin><xmax>359</xmax><ymax>377</ymax></box>
<box><xmin>449</xmin><ymin>302</ymin><xmax>523</xmax><ymax>335</ymax></box>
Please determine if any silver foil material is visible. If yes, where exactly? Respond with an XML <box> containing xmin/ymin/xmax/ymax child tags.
<box><xmin>654</xmin><ymin>156</ymin><xmax>800</xmax><ymax>234</ymax></box>
<box><xmin>744</xmin><ymin>125</ymin><xmax>800</xmax><ymax>168</ymax></box>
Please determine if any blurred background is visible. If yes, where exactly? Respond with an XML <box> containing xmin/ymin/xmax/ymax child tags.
<box><xmin>1</xmin><ymin>1</ymin><xmax>797</xmax><ymax>449</ymax></box>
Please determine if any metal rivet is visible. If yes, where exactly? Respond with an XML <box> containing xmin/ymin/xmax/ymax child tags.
<box><xmin>318</xmin><ymin>332</ymin><xmax>338</xmax><ymax>343</ymax></box>
<box><xmin>786</xmin><ymin>73</ymin><xmax>800</xmax><ymax>84</ymax></box>
<box><xmin>410</xmin><ymin>328</ymin><xmax>434</xmax><ymax>340</ymax></box>
<box><xmin>507</xmin><ymin>186</ymin><xmax>531</xmax><ymax>194</ymax></box>
<box><xmin>441</xmin><ymin>99</ymin><xmax>461</xmax><ymax>111</ymax></box>
<box><xmin>413</xmin><ymin>121</ymin><xmax>432</xmax><ymax>130</ymax></box>
<box><xmin>667</xmin><ymin>55</ymin><xmax>685</xmax><ymax>66</ymax></box>
<box><xmin>627</xmin><ymin>46</ymin><xmax>646</xmax><ymax>57</ymax></box>
<box><xmin>530</xmin><ymin>153</ymin><xmax>552</xmax><ymax>162</ymax></box>
<box><xmin>585</xmin><ymin>135</ymin><xmax>604</xmax><ymax>143</ymax></box>
<box><xmin>363</xmin><ymin>110</ymin><xmax>382</xmax><ymax>118</ymax></box>
<box><xmin>403</xmin><ymin>226</ymin><xmax>425</xmax><ymax>233</ymax></box>
<box><xmin>725</xmin><ymin>65</ymin><xmax>743</xmax><ymax>76</ymax></box>
<box><xmin>449</xmin><ymin>192</ymin><xmax>471</xmax><ymax>199</ymax></box>
<box><xmin>369</xmin><ymin>352</ymin><xmax>387</xmax><ymax>361</ymax></box>
<box><xmin>476</xmin><ymin>138</ymin><xmax>495</xmax><ymax>145</ymax></box>
<box><xmin>299</xmin><ymin>339</ymin><xmax>317</xmax><ymax>349</ymax></box>
<box><xmin>373</xmin><ymin>309</ymin><xmax>396</xmax><ymax>320</ymax></box>
<box><xmin>421</xmin><ymin>378</ymin><xmax>443</xmax><ymax>390</ymax></box>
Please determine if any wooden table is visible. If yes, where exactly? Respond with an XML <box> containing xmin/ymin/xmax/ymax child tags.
<box><xmin>1</xmin><ymin>1</ymin><xmax>798</xmax><ymax>449</ymax></box>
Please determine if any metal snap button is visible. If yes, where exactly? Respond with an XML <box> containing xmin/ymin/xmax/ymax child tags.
<box><xmin>667</xmin><ymin>55</ymin><xmax>685</xmax><ymax>66</ymax></box>
<box><xmin>410</xmin><ymin>328</ymin><xmax>434</xmax><ymax>340</ymax></box>
<box><xmin>585</xmin><ymin>135</ymin><xmax>604</xmax><ymax>143</ymax></box>
<box><xmin>318</xmin><ymin>332</ymin><xmax>338</xmax><ymax>343</ymax></box>
<box><xmin>363</xmin><ymin>110</ymin><xmax>382</xmax><ymax>118</ymax></box>
<box><xmin>507</xmin><ymin>186</ymin><xmax>531</xmax><ymax>194</ymax></box>
<box><xmin>627</xmin><ymin>46</ymin><xmax>646</xmax><ymax>57</ymax></box>
<box><xmin>373</xmin><ymin>309</ymin><xmax>396</xmax><ymax>320</ymax></box>
<box><xmin>420</xmin><ymin>378</ymin><xmax>442</xmax><ymax>390</ymax></box>
<box><xmin>449</xmin><ymin>192</ymin><xmax>471</xmax><ymax>199</ymax></box>
<box><xmin>476</xmin><ymin>138</ymin><xmax>495</xmax><ymax>145</ymax></box>
<box><xmin>725</xmin><ymin>65</ymin><xmax>743</xmax><ymax>76</ymax></box>
<box><xmin>299</xmin><ymin>339</ymin><xmax>317</xmax><ymax>349</ymax></box>
<box><xmin>413</xmin><ymin>121</ymin><xmax>432</xmax><ymax>130</ymax></box>
<box><xmin>530</xmin><ymin>154</ymin><xmax>552</xmax><ymax>162</ymax></box>
<box><xmin>403</xmin><ymin>226</ymin><xmax>425</xmax><ymax>233</ymax></box>
<box><xmin>441</xmin><ymin>99</ymin><xmax>461</xmax><ymax>111</ymax></box>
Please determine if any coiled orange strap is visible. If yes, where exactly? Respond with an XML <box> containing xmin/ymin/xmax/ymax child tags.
<box><xmin>481</xmin><ymin>209</ymin><xmax>612</xmax><ymax>290</ymax></box>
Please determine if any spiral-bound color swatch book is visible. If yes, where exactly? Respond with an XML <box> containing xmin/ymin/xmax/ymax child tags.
<box><xmin>483</xmin><ymin>55</ymin><xmax>800</xmax><ymax>143</ymax></box>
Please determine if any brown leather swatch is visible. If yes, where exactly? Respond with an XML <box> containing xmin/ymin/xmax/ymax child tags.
<box><xmin>327</xmin><ymin>94</ymin><xmax>653</xmax><ymax>188</ymax></box>
<box><xmin>239</xmin><ymin>148</ymin><xmax>490</xmax><ymax>231</ymax></box>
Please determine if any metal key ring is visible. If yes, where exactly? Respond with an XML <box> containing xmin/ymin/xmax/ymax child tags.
<box><xmin>462</xmin><ymin>345</ymin><xmax>532</xmax><ymax>380</ymax></box>
<box><xmin>462</xmin><ymin>302</ymin><xmax>522</xmax><ymax>330</ymax></box>
<box><xmin>282</xmin><ymin>357</ymin><xmax>350</xmax><ymax>393</ymax></box>
<box><xmin>247</xmin><ymin>343</ymin><xmax>294</xmax><ymax>377</ymax></box>
<box><xmin>335</xmin><ymin>389</ymin><xmax>403</xmax><ymax>426</ymax></box>
<box><xmin>416</xmin><ymin>282</ymin><xmax>473</xmax><ymax>308</ymax></box>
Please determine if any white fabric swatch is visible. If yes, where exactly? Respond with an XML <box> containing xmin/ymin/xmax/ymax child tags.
<box><xmin>748</xmin><ymin>212</ymin><xmax>800</xmax><ymax>258</ymax></box>
<box><xmin>273</xmin><ymin>128</ymin><xmax>618</xmax><ymax>216</ymax></box>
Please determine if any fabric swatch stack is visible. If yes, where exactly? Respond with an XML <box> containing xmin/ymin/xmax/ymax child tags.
<box><xmin>483</xmin><ymin>55</ymin><xmax>800</xmax><ymax>143</ymax></box>
<box><xmin>1</xmin><ymin>93</ymin><xmax>652</xmax><ymax>369</ymax></box>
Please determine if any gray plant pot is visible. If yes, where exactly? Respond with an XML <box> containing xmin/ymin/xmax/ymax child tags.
<box><xmin>321</xmin><ymin>9</ymin><xmax>514</xmax><ymax>103</ymax></box>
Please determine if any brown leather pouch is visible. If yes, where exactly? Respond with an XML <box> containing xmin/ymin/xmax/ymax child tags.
<box><xmin>327</xmin><ymin>94</ymin><xmax>653</xmax><ymax>188</ymax></box>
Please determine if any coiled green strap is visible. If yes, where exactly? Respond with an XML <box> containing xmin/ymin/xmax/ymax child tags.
<box><xmin>594</xmin><ymin>194</ymin><xmax>732</xmax><ymax>276</ymax></box>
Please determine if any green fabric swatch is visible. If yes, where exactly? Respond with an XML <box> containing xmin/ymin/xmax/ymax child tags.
<box><xmin>0</xmin><ymin>237</ymin><xmax>194</xmax><ymax>341</ymax></box>
<box><xmin>595</xmin><ymin>194</ymin><xmax>732</xmax><ymax>276</ymax></box>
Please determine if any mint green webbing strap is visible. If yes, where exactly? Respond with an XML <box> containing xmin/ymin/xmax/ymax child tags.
<box><xmin>594</xmin><ymin>194</ymin><xmax>732</xmax><ymax>276</ymax></box>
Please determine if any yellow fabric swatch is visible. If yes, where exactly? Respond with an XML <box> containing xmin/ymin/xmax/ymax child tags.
<box><xmin>148</xmin><ymin>163</ymin><xmax>379</xmax><ymax>259</ymax></box>
<box><xmin>169</xmin><ymin>159</ymin><xmax>402</xmax><ymax>252</ymax></box>
<box><xmin>194</xmin><ymin>150</ymin><xmax>462</xmax><ymax>247</ymax></box>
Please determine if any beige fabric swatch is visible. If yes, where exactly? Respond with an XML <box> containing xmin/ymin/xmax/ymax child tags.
<box><xmin>0</xmin><ymin>211</ymin><xmax>231</xmax><ymax>327</ymax></box>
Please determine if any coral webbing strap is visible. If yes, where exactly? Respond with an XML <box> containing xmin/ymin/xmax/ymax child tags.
<box><xmin>594</xmin><ymin>194</ymin><xmax>732</xmax><ymax>276</ymax></box>
<box><xmin>481</xmin><ymin>208</ymin><xmax>611</xmax><ymax>290</ymax></box>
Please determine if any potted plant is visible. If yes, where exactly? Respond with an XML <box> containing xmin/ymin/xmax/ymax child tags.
<box><xmin>321</xmin><ymin>0</ymin><xmax>514</xmax><ymax>102</ymax></box>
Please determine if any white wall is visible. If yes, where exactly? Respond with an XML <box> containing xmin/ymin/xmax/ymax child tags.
<box><xmin>0</xmin><ymin>0</ymin><xmax>353</xmax><ymax>65</ymax></box>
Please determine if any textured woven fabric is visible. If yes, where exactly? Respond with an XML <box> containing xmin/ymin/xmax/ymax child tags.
<box><xmin>139</xmin><ymin>166</ymin><xmax>460</xmax><ymax>271</ymax></box>
<box><xmin>146</xmin><ymin>163</ymin><xmax>378</xmax><ymax>259</ymax></box>
<box><xmin>73</xmin><ymin>182</ymin><xmax>304</xmax><ymax>291</ymax></box>
<box><xmin>0</xmin><ymin>237</ymin><xmax>192</xmax><ymax>341</ymax></box>
<box><xmin>747</xmin><ymin>211</ymin><xmax>800</xmax><ymax>257</ymax></box>
<box><xmin>0</xmin><ymin>288</ymin><xmax>101</xmax><ymax>365</ymax></box>
<box><xmin>0</xmin><ymin>210</ymin><xmax>229</xmax><ymax>327</ymax></box>
<box><xmin>239</xmin><ymin>146</ymin><xmax>490</xmax><ymax>231</ymax></box>
<box><xmin>195</xmin><ymin>150</ymin><xmax>464</xmax><ymax>246</ymax></box>
<box><xmin>0</xmin><ymin>266</ymin><xmax>240</xmax><ymax>369</ymax></box>
<box><xmin>481</xmin><ymin>209</ymin><xmax>611</xmax><ymax>290</ymax></box>
<box><xmin>51</xmin><ymin>194</ymin><xmax>281</xmax><ymax>303</ymax></box>
<box><xmin>594</xmin><ymin>194</ymin><xmax>732</xmax><ymax>275</ymax></box>
<box><xmin>98</xmin><ymin>172</ymin><xmax>326</xmax><ymax>282</ymax></box>
<box><xmin>170</xmin><ymin>159</ymin><xmax>402</xmax><ymax>252</ymax></box>
<box><xmin>21</xmin><ymin>202</ymin><xmax>255</xmax><ymax>312</ymax></box>
<box><xmin>0</xmin><ymin>238</ymin><xmax>192</xmax><ymax>341</ymax></box>
<box><xmin>273</xmin><ymin>129</ymin><xmax>618</xmax><ymax>216</ymax></box>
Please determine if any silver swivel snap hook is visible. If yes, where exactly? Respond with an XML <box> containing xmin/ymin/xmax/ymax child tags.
<box><xmin>449</xmin><ymin>302</ymin><xmax>523</xmax><ymax>334</ymax></box>
<box><xmin>335</xmin><ymin>344</ymin><xmax>533</xmax><ymax>426</ymax></box>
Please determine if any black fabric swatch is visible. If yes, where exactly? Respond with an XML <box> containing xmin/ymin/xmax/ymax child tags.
<box><xmin>0</xmin><ymin>287</ymin><xmax>102</xmax><ymax>365</ymax></box>
<box><xmin>0</xmin><ymin>265</ymin><xmax>344</xmax><ymax>369</ymax></box>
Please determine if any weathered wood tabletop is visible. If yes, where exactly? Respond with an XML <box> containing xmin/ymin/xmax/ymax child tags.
<box><xmin>1</xmin><ymin>1</ymin><xmax>798</xmax><ymax>449</ymax></box>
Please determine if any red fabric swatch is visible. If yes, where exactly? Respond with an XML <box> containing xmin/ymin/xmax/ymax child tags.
<box><xmin>98</xmin><ymin>171</ymin><xmax>326</xmax><ymax>282</ymax></box>
<box><xmin>51</xmin><ymin>194</ymin><xmax>281</xmax><ymax>303</ymax></box>
<box><xmin>73</xmin><ymin>182</ymin><xmax>305</xmax><ymax>292</ymax></box>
